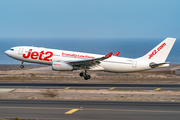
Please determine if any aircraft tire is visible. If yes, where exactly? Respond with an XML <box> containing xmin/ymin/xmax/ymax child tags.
<box><xmin>79</xmin><ymin>72</ymin><xmax>84</xmax><ymax>77</ymax></box>
<box><xmin>20</xmin><ymin>65</ymin><xmax>24</xmax><ymax>69</ymax></box>
<box><xmin>84</xmin><ymin>76</ymin><xmax>89</xmax><ymax>80</ymax></box>
<box><xmin>87</xmin><ymin>75</ymin><xmax>91</xmax><ymax>79</ymax></box>
<box><xmin>84</xmin><ymin>75</ymin><xmax>91</xmax><ymax>80</ymax></box>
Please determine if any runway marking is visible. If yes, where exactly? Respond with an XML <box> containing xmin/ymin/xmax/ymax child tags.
<box><xmin>0</xmin><ymin>106</ymin><xmax>179</xmax><ymax>113</ymax></box>
<box><xmin>155</xmin><ymin>88</ymin><xmax>161</xmax><ymax>91</ymax></box>
<box><xmin>65</xmin><ymin>109</ymin><xmax>79</xmax><ymax>114</ymax></box>
<box><xmin>109</xmin><ymin>87</ymin><xmax>116</xmax><ymax>90</ymax></box>
<box><xmin>65</xmin><ymin>87</ymin><xmax>70</xmax><ymax>90</ymax></box>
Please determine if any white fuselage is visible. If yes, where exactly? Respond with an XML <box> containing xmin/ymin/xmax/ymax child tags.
<box><xmin>5</xmin><ymin>46</ymin><xmax>152</xmax><ymax>72</ymax></box>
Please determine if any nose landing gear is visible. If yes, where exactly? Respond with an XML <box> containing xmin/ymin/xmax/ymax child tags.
<box><xmin>79</xmin><ymin>70</ymin><xmax>91</xmax><ymax>80</ymax></box>
<box><xmin>20</xmin><ymin>61</ymin><xmax>24</xmax><ymax>68</ymax></box>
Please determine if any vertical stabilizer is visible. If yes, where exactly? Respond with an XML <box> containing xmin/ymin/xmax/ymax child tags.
<box><xmin>138</xmin><ymin>37</ymin><xmax>176</xmax><ymax>63</ymax></box>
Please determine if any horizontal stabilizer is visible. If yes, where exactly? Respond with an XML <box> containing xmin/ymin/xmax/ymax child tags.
<box><xmin>149</xmin><ymin>62</ymin><xmax>170</xmax><ymax>68</ymax></box>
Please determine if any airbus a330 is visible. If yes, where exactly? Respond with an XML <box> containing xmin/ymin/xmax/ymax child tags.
<box><xmin>5</xmin><ymin>37</ymin><xmax>176</xmax><ymax>80</ymax></box>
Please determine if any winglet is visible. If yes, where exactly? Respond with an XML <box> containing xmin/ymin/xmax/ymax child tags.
<box><xmin>105</xmin><ymin>52</ymin><xmax>113</xmax><ymax>57</ymax></box>
<box><xmin>113</xmin><ymin>52</ymin><xmax>120</xmax><ymax>56</ymax></box>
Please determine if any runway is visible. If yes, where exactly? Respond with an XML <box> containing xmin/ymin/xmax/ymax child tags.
<box><xmin>0</xmin><ymin>99</ymin><xmax>180</xmax><ymax>120</ymax></box>
<box><xmin>0</xmin><ymin>83</ymin><xmax>180</xmax><ymax>91</ymax></box>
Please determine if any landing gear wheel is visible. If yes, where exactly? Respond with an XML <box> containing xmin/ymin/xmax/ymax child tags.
<box><xmin>79</xmin><ymin>72</ymin><xmax>84</xmax><ymax>77</ymax></box>
<box><xmin>87</xmin><ymin>75</ymin><xmax>91</xmax><ymax>79</ymax></box>
<box><xmin>20</xmin><ymin>65</ymin><xmax>24</xmax><ymax>68</ymax></box>
<box><xmin>84</xmin><ymin>75</ymin><xmax>91</xmax><ymax>80</ymax></box>
<box><xmin>81</xmin><ymin>70</ymin><xmax>91</xmax><ymax>80</ymax></box>
<box><xmin>20</xmin><ymin>61</ymin><xmax>24</xmax><ymax>69</ymax></box>
<box><xmin>84</xmin><ymin>75</ymin><xmax>89</xmax><ymax>80</ymax></box>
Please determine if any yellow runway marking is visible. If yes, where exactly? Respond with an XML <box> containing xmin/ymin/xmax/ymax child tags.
<box><xmin>155</xmin><ymin>88</ymin><xmax>161</xmax><ymax>91</ymax></box>
<box><xmin>109</xmin><ymin>87</ymin><xmax>116</xmax><ymax>90</ymax></box>
<box><xmin>65</xmin><ymin>109</ymin><xmax>79</xmax><ymax>114</ymax></box>
<box><xmin>65</xmin><ymin>87</ymin><xmax>70</xmax><ymax>90</ymax></box>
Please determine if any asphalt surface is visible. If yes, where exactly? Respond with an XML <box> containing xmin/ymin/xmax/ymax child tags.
<box><xmin>0</xmin><ymin>99</ymin><xmax>180</xmax><ymax>120</ymax></box>
<box><xmin>0</xmin><ymin>83</ymin><xmax>180</xmax><ymax>91</ymax></box>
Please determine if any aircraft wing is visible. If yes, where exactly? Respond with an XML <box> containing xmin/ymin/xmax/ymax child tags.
<box><xmin>66</xmin><ymin>52</ymin><xmax>113</xmax><ymax>69</ymax></box>
<box><xmin>149</xmin><ymin>62</ymin><xmax>170</xmax><ymax>68</ymax></box>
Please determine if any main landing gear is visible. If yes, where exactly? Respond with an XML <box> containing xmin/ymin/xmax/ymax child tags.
<box><xmin>79</xmin><ymin>70</ymin><xmax>91</xmax><ymax>80</ymax></box>
<box><xmin>20</xmin><ymin>61</ymin><xmax>24</xmax><ymax>68</ymax></box>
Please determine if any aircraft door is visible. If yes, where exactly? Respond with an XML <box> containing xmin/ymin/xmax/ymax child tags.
<box><xmin>132</xmin><ymin>61</ymin><xmax>137</xmax><ymax>68</ymax></box>
<box><xmin>18</xmin><ymin>48</ymin><xmax>24</xmax><ymax>55</ymax></box>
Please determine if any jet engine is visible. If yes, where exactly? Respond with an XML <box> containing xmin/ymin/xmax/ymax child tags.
<box><xmin>52</xmin><ymin>61</ymin><xmax>73</xmax><ymax>71</ymax></box>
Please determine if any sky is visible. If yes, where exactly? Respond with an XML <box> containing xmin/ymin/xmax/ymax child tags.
<box><xmin>0</xmin><ymin>0</ymin><xmax>180</xmax><ymax>39</ymax></box>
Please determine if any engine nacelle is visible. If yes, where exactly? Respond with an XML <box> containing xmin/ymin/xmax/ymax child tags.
<box><xmin>52</xmin><ymin>62</ymin><xmax>73</xmax><ymax>71</ymax></box>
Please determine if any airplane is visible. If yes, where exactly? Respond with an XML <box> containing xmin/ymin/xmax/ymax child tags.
<box><xmin>5</xmin><ymin>37</ymin><xmax>176</xmax><ymax>80</ymax></box>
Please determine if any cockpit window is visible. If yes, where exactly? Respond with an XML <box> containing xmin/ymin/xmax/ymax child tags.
<box><xmin>10</xmin><ymin>49</ymin><xmax>14</xmax><ymax>51</ymax></box>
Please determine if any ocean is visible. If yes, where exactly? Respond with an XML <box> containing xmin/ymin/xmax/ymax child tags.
<box><xmin>0</xmin><ymin>38</ymin><xmax>179</xmax><ymax>64</ymax></box>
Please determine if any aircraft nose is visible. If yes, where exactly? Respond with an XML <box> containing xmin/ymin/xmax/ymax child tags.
<box><xmin>5</xmin><ymin>50</ymin><xmax>9</xmax><ymax>55</ymax></box>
